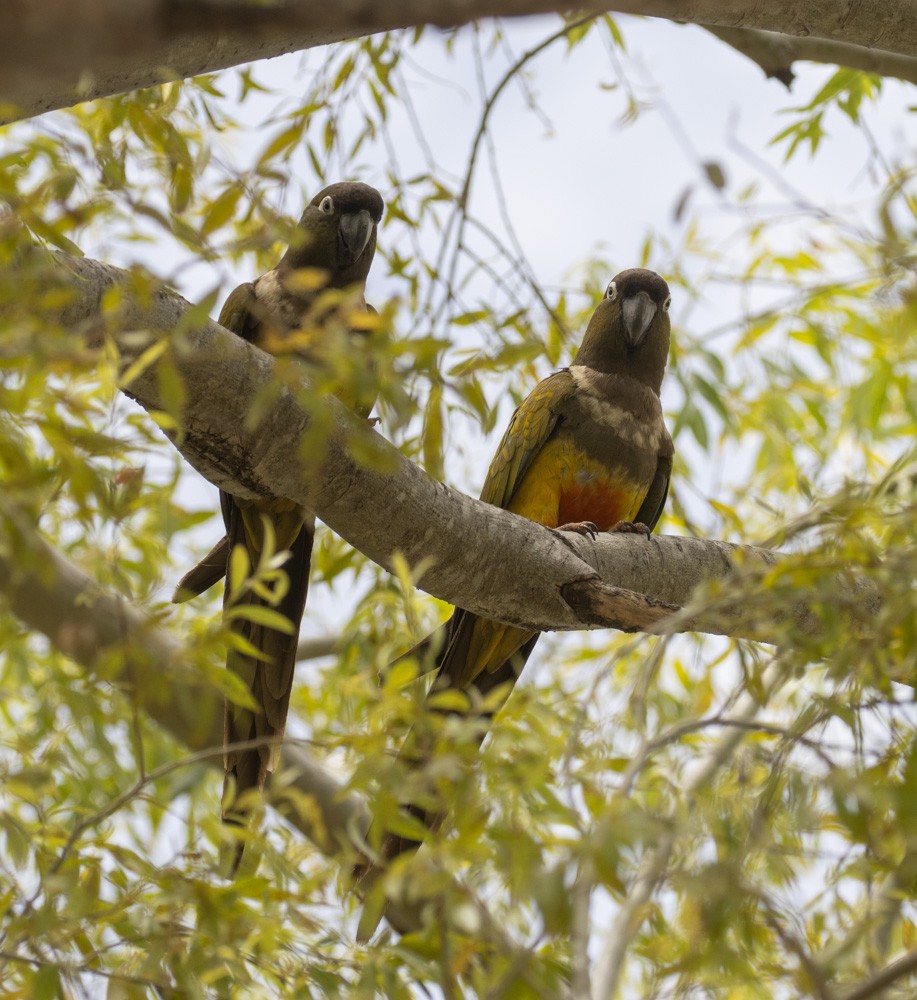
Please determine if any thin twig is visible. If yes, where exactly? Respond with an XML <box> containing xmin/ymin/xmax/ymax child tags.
<box><xmin>0</xmin><ymin>948</ymin><xmax>173</xmax><ymax>992</ymax></box>
<box><xmin>49</xmin><ymin>735</ymin><xmax>283</xmax><ymax>877</ymax></box>
<box><xmin>571</xmin><ymin>862</ymin><xmax>594</xmax><ymax>999</ymax></box>
<box><xmin>590</xmin><ymin>658</ymin><xmax>791</xmax><ymax>1000</ymax></box>
<box><xmin>839</xmin><ymin>946</ymin><xmax>917</xmax><ymax>1000</ymax></box>
<box><xmin>763</xmin><ymin>904</ymin><xmax>835</xmax><ymax>1000</ymax></box>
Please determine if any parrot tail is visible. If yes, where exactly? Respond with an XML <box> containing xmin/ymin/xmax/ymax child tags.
<box><xmin>354</xmin><ymin>614</ymin><xmax>539</xmax><ymax>888</ymax></box>
<box><xmin>221</xmin><ymin>521</ymin><xmax>314</xmax><ymax>875</ymax></box>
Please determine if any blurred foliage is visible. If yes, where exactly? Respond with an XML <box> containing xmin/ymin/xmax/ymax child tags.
<box><xmin>1</xmin><ymin>11</ymin><xmax>917</xmax><ymax>1000</ymax></box>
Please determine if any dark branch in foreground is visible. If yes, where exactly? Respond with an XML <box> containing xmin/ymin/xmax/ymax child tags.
<box><xmin>3</xmin><ymin>0</ymin><xmax>915</xmax><ymax>122</ymax></box>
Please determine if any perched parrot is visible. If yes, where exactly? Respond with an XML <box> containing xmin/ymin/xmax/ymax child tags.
<box><xmin>172</xmin><ymin>181</ymin><xmax>384</xmax><ymax>866</ymax></box>
<box><xmin>365</xmin><ymin>267</ymin><xmax>673</xmax><ymax>876</ymax></box>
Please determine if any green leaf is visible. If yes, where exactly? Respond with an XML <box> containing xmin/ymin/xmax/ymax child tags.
<box><xmin>225</xmin><ymin>604</ymin><xmax>297</xmax><ymax>634</ymax></box>
<box><xmin>30</xmin><ymin>965</ymin><xmax>60</xmax><ymax>1000</ymax></box>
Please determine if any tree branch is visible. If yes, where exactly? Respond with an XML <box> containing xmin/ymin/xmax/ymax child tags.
<box><xmin>706</xmin><ymin>24</ymin><xmax>917</xmax><ymax>88</ymax></box>
<box><xmin>35</xmin><ymin>248</ymin><xmax>881</xmax><ymax>645</ymax></box>
<box><xmin>297</xmin><ymin>634</ymin><xmax>340</xmax><ymax>661</ymax></box>
<box><xmin>0</xmin><ymin>510</ymin><xmax>513</xmax><ymax>936</ymax></box>
<box><xmin>839</xmin><ymin>946</ymin><xmax>917</xmax><ymax>1000</ymax></box>
<box><xmin>3</xmin><ymin>0</ymin><xmax>915</xmax><ymax>123</ymax></box>
<box><xmin>0</xmin><ymin>505</ymin><xmax>368</xmax><ymax>860</ymax></box>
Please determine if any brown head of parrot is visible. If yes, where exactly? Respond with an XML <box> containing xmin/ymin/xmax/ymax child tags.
<box><xmin>282</xmin><ymin>181</ymin><xmax>384</xmax><ymax>284</ymax></box>
<box><xmin>359</xmin><ymin>267</ymin><xmax>674</xmax><ymax>886</ymax></box>
<box><xmin>572</xmin><ymin>267</ymin><xmax>672</xmax><ymax>387</ymax></box>
<box><xmin>170</xmin><ymin>181</ymin><xmax>384</xmax><ymax>876</ymax></box>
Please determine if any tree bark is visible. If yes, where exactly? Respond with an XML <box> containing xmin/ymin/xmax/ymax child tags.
<box><xmin>3</xmin><ymin>0</ymin><xmax>915</xmax><ymax>123</ymax></box>
<box><xmin>32</xmin><ymin>248</ymin><xmax>878</xmax><ymax>644</ymax></box>
<box><xmin>707</xmin><ymin>24</ymin><xmax>917</xmax><ymax>87</ymax></box>
<box><xmin>0</xmin><ymin>507</ymin><xmax>369</xmax><ymax>860</ymax></box>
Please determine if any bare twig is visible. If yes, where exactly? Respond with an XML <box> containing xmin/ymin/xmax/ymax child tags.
<box><xmin>296</xmin><ymin>634</ymin><xmax>340</xmax><ymax>661</ymax></box>
<box><xmin>590</xmin><ymin>659</ymin><xmax>791</xmax><ymax>1000</ymax></box>
<box><xmin>839</xmin><ymin>946</ymin><xmax>917</xmax><ymax>1000</ymax></box>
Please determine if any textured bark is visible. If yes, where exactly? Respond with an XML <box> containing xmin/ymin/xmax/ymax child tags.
<box><xmin>0</xmin><ymin>512</ymin><xmax>368</xmax><ymax>859</ymax></box>
<box><xmin>707</xmin><ymin>25</ymin><xmax>917</xmax><ymax>87</ymax></box>
<box><xmin>3</xmin><ymin>0</ymin><xmax>915</xmax><ymax>123</ymax></box>
<box><xmin>36</xmin><ymin>248</ymin><xmax>879</xmax><ymax>642</ymax></box>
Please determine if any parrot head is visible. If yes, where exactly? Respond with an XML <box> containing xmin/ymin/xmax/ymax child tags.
<box><xmin>283</xmin><ymin>181</ymin><xmax>385</xmax><ymax>287</ymax></box>
<box><xmin>574</xmin><ymin>268</ymin><xmax>671</xmax><ymax>390</ymax></box>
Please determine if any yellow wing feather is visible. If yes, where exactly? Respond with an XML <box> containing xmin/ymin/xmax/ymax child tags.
<box><xmin>479</xmin><ymin>370</ymin><xmax>573</xmax><ymax>509</ymax></box>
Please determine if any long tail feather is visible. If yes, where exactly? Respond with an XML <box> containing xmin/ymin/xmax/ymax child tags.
<box><xmin>355</xmin><ymin>615</ymin><xmax>538</xmax><ymax>886</ymax></box>
<box><xmin>221</xmin><ymin>517</ymin><xmax>314</xmax><ymax>874</ymax></box>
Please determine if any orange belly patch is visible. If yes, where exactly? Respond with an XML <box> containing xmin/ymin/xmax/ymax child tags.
<box><xmin>507</xmin><ymin>437</ymin><xmax>646</xmax><ymax>530</ymax></box>
<box><xmin>558</xmin><ymin>480</ymin><xmax>634</xmax><ymax>530</ymax></box>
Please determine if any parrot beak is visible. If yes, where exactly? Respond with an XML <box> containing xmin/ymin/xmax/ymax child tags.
<box><xmin>622</xmin><ymin>290</ymin><xmax>657</xmax><ymax>348</ymax></box>
<box><xmin>338</xmin><ymin>209</ymin><xmax>374</xmax><ymax>265</ymax></box>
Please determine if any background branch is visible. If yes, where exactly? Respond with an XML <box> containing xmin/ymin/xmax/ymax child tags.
<box><xmin>3</xmin><ymin>0</ymin><xmax>915</xmax><ymax>123</ymax></box>
<box><xmin>590</xmin><ymin>659</ymin><xmax>791</xmax><ymax>1000</ymax></box>
<box><xmin>706</xmin><ymin>24</ymin><xmax>917</xmax><ymax>87</ymax></box>
<box><xmin>0</xmin><ymin>511</ymin><xmax>524</xmax><ymax>937</ymax></box>
<box><xmin>0</xmin><ymin>508</ymin><xmax>368</xmax><ymax>860</ymax></box>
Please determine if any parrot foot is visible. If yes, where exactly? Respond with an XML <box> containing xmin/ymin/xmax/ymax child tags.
<box><xmin>611</xmin><ymin>520</ymin><xmax>651</xmax><ymax>539</ymax></box>
<box><xmin>557</xmin><ymin>520</ymin><xmax>599</xmax><ymax>540</ymax></box>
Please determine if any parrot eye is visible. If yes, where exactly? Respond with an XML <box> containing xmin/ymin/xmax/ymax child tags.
<box><xmin>604</xmin><ymin>281</ymin><xmax>618</xmax><ymax>302</ymax></box>
<box><xmin>663</xmin><ymin>295</ymin><xmax>672</xmax><ymax>312</ymax></box>
<box><xmin>319</xmin><ymin>195</ymin><xmax>335</xmax><ymax>215</ymax></box>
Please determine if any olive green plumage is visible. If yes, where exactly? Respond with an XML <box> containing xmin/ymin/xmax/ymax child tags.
<box><xmin>173</xmin><ymin>181</ymin><xmax>384</xmax><ymax>870</ymax></box>
<box><xmin>362</xmin><ymin>268</ymin><xmax>673</xmax><ymax>881</ymax></box>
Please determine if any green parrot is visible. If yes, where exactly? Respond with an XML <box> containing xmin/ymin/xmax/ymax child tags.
<box><xmin>173</xmin><ymin>181</ymin><xmax>384</xmax><ymax>865</ymax></box>
<box><xmin>364</xmin><ymin>267</ymin><xmax>673</xmax><ymax>875</ymax></box>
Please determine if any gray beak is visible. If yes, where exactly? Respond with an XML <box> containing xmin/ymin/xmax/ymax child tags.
<box><xmin>622</xmin><ymin>290</ymin><xmax>657</xmax><ymax>347</ymax></box>
<box><xmin>338</xmin><ymin>209</ymin><xmax>374</xmax><ymax>265</ymax></box>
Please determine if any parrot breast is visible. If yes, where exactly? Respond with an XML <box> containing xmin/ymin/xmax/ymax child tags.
<box><xmin>507</xmin><ymin>437</ymin><xmax>647</xmax><ymax>530</ymax></box>
<box><xmin>557</xmin><ymin>476</ymin><xmax>637</xmax><ymax>529</ymax></box>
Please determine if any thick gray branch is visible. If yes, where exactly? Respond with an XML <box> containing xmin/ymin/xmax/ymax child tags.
<box><xmin>707</xmin><ymin>24</ymin><xmax>917</xmax><ymax>87</ymax></box>
<box><xmin>0</xmin><ymin>510</ymin><xmax>368</xmax><ymax>859</ymax></box>
<box><xmin>38</xmin><ymin>249</ymin><xmax>878</xmax><ymax>643</ymax></box>
<box><xmin>3</xmin><ymin>0</ymin><xmax>915</xmax><ymax>123</ymax></box>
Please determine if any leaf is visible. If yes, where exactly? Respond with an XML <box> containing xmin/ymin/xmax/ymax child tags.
<box><xmin>118</xmin><ymin>335</ymin><xmax>170</xmax><ymax>390</ymax></box>
<box><xmin>228</xmin><ymin>542</ymin><xmax>251</xmax><ymax>595</ymax></box>
<box><xmin>703</xmin><ymin>161</ymin><xmax>726</xmax><ymax>190</ymax></box>
<box><xmin>451</xmin><ymin>310</ymin><xmax>488</xmax><ymax>327</ymax></box>
<box><xmin>257</xmin><ymin>122</ymin><xmax>305</xmax><ymax>167</ymax></box>
<box><xmin>30</xmin><ymin>965</ymin><xmax>60</xmax><ymax>1000</ymax></box>
<box><xmin>225</xmin><ymin>604</ymin><xmax>297</xmax><ymax>634</ymax></box>
<box><xmin>427</xmin><ymin>689</ymin><xmax>471</xmax><ymax>713</ymax></box>
<box><xmin>201</xmin><ymin>184</ymin><xmax>242</xmax><ymax>237</ymax></box>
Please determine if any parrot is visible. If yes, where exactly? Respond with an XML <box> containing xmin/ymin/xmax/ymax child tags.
<box><xmin>363</xmin><ymin>267</ymin><xmax>673</xmax><ymax>877</ymax></box>
<box><xmin>172</xmin><ymin>181</ymin><xmax>384</xmax><ymax>868</ymax></box>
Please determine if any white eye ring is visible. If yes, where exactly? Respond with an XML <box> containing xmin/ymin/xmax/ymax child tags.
<box><xmin>605</xmin><ymin>281</ymin><xmax>618</xmax><ymax>302</ymax></box>
<box><xmin>663</xmin><ymin>295</ymin><xmax>672</xmax><ymax>312</ymax></box>
<box><xmin>319</xmin><ymin>195</ymin><xmax>334</xmax><ymax>215</ymax></box>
